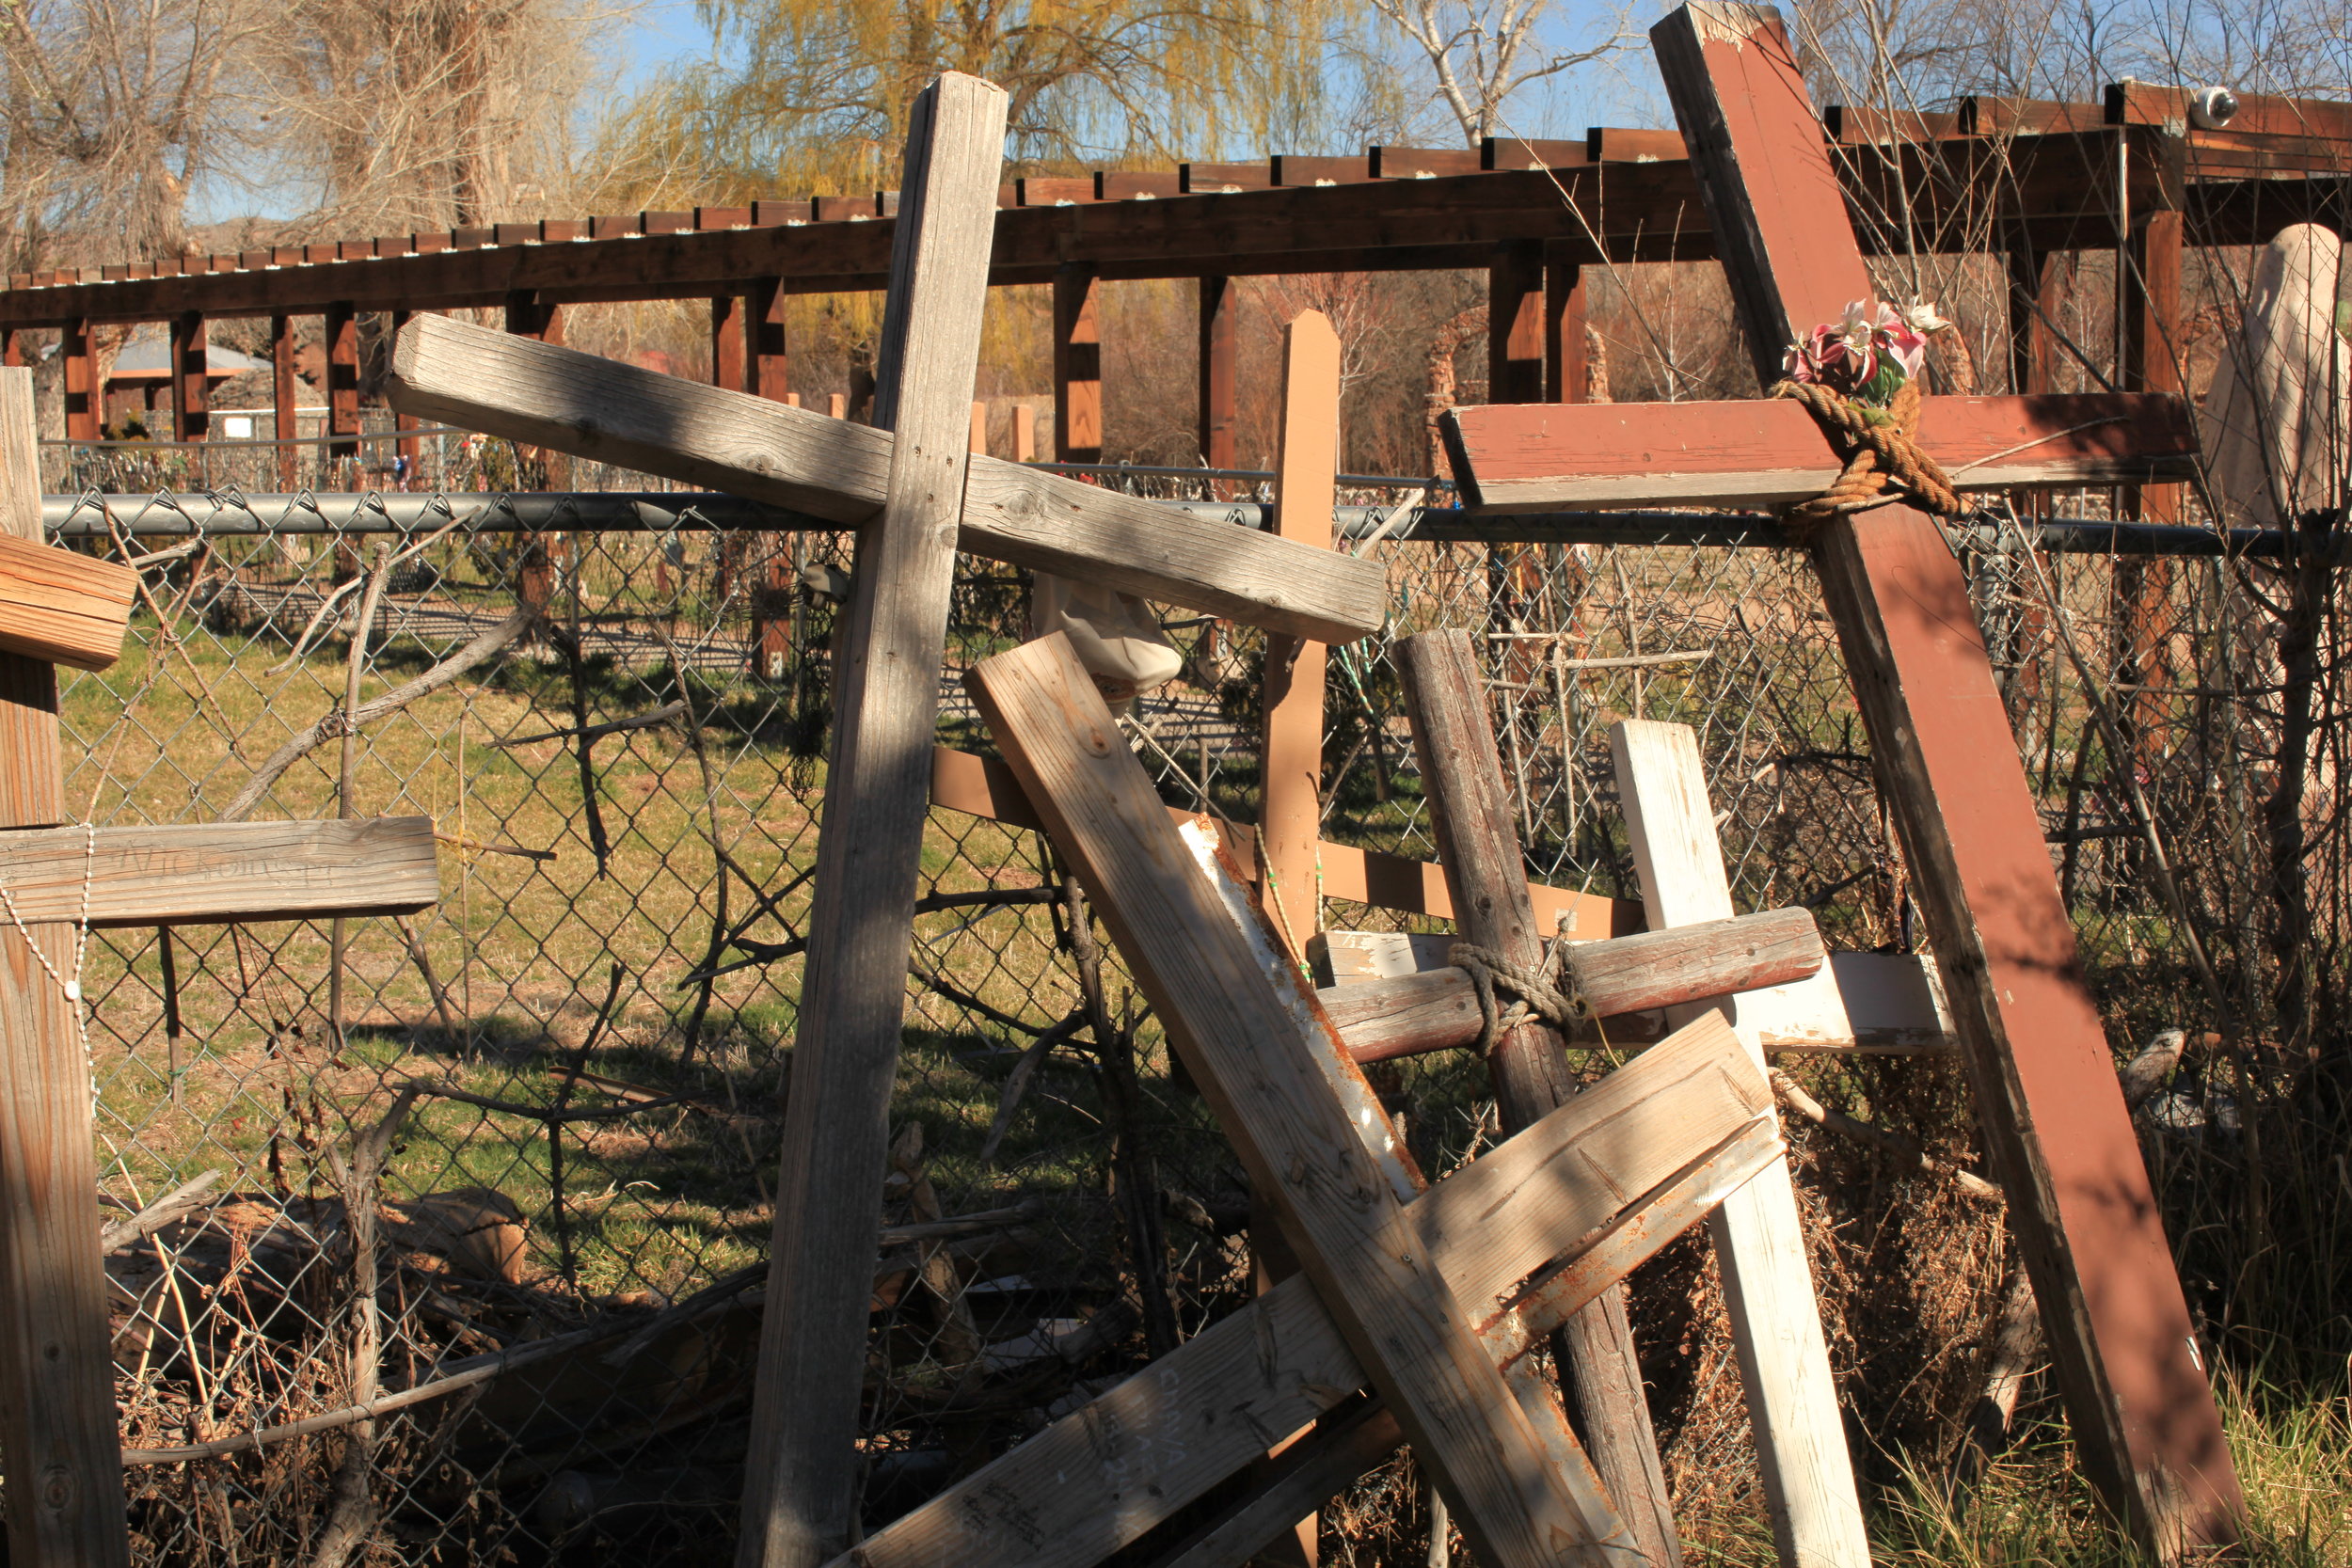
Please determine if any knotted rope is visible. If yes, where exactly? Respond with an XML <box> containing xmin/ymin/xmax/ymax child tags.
<box><xmin>1450</xmin><ymin>941</ymin><xmax>1587</xmax><ymax>1055</ymax></box>
<box><xmin>1772</xmin><ymin>375</ymin><xmax>1964</xmax><ymax>534</ymax></box>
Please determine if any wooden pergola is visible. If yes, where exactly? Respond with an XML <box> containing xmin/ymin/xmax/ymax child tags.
<box><xmin>0</xmin><ymin>82</ymin><xmax>2344</xmax><ymax>499</ymax></box>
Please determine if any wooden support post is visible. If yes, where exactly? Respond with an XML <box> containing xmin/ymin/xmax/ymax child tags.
<box><xmin>1054</xmin><ymin>262</ymin><xmax>1102</xmax><ymax>462</ymax></box>
<box><xmin>1399</xmin><ymin>630</ymin><xmax>1683</xmax><ymax>1568</ymax></box>
<box><xmin>1251</xmin><ymin>309</ymin><xmax>1341</xmax><ymax>1568</ymax></box>
<box><xmin>1609</xmin><ymin>721</ymin><xmax>1867</xmax><ymax>1567</ymax></box>
<box><xmin>325</xmin><ymin>301</ymin><xmax>360</xmax><ymax>466</ymax></box>
<box><xmin>1487</xmin><ymin>240</ymin><xmax>1545</xmax><ymax>404</ymax></box>
<box><xmin>736</xmin><ymin>73</ymin><xmax>1009</xmax><ymax>1568</ymax></box>
<box><xmin>0</xmin><ymin>367</ymin><xmax>126</xmax><ymax>1568</ymax></box>
<box><xmin>170</xmin><ymin>310</ymin><xmax>208</xmax><ymax>442</ymax></box>
<box><xmin>61</xmin><ymin>318</ymin><xmax>96</xmax><ymax>443</ymax></box>
<box><xmin>968</xmin><ymin>632</ymin><xmax>1640</xmax><ymax>1568</ymax></box>
<box><xmin>2117</xmin><ymin>207</ymin><xmax>2184</xmax><ymax>762</ymax></box>
<box><xmin>1012</xmin><ymin>403</ymin><xmax>1036</xmax><ymax>463</ymax></box>
<box><xmin>1260</xmin><ymin>312</ymin><xmax>1339</xmax><ymax>960</ymax></box>
<box><xmin>271</xmin><ymin>313</ymin><xmax>298</xmax><ymax>490</ymax></box>
<box><xmin>750</xmin><ymin>277</ymin><xmax>789</xmax><ymax>401</ymax></box>
<box><xmin>1544</xmin><ymin>245</ymin><xmax>1589</xmax><ymax>404</ymax></box>
<box><xmin>969</xmin><ymin>400</ymin><xmax>988</xmax><ymax>454</ymax></box>
<box><xmin>1650</xmin><ymin>8</ymin><xmax>2242</xmax><ymax>1556</ymax></box>
<box><xmin>1</xmin><ymin>331</ymin><xmax>21</xmax><ymax>369</ymax></box>
<box><xmin>711</xmin><ymin>293</ymin><xmax>747</xmax><ymax>393</ymax></box>
<box><xmin>1200</xmin><ymin>274</ymin><xmax>1237</xmax><ymax>471</ymax></box>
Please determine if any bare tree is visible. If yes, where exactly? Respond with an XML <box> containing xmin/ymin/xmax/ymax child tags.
<box><xmin>1366</xmin><ymin>0</ymin><xmax>1626</xmax><ymax>146</ymax></box>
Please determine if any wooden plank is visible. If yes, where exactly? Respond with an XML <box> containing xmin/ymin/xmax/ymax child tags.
<box><xmin>1586</xmin><ymin>128</ymin><xmax>1690</xmax><ymax>163</ymax></box>
<box><xmin>170</xmin><ymin>309</ymin><xmax>207</xmax><ymax>441</ymax></box>
<box><xmin>924</xmin><ymin>744</ymin><xmax>1641</xmax><ymax>934</ymax></box>
<box><xmin>1271</xmin><ymin>155</ymin><xmax>1375</xmax><ymax>185</ymax></box>
<box><xmin>1260</xmin><ymin>313</ymin><xmax>1340</xmax><ymax>958</ymax></box>
<box><xmin>0</xmin><ymin>367</ymin><xmax>128</xmax><ymax>1567</ymax></box>
<box><xmin>1397</xmin><ymin>629</ymin><xmax>1680</xmax><ymax>1567</ymax></box>
<box><xmin>1198</xmin><ymin>276</ymin><xmax>1236</xmax><ymax>470</ymax></box>
<box><xmin>1098</xmin><ymin>171</ymin><xmax>1184</xmax><ymax>199</ymax></box>
<box><xmin>0</xmin><ymin>817</ymin><xmax>437</xmax><ymax>927</ymax></box>
<box><xmin>1484</xmin><ymin>136</ymin><xmax>1586</xmax><ymax>169</ymax></box>
<box><xmin>2106</xmin><ymin>81</ymin><xmax>2352</xmax><ymax>141</ymax></box>
<box><xmin>1180</xmin><ymin>161</ymin><xmax>1273</xmax><ymax>191</ymax></box>
<box><xmin>968</xmin><ymin>633</ymin><xmax>1635</xmax><ymax>1568</ymax></box>
<box><xmin>1651</xmin><ymin>8</ymin><xmax>2242</xmax><ymax>1556</ymax></box>
<box><xmin>0</xmin><ymin>534</ymin><xmax>135</xmax><ymax>673</ymax></box>
<box><xmin>1017</xmin><ymin>177</ymin><xmax>1096</xmax><ymax>206</ymax></box>
<box><xmin>1442</xmin><ymin>391</ymin><xmax>2201</xmax><ymax>511</ymax></box>
<box><xmin>1610</xmin><ymin>720</ymin><xmax>1868</xmax><ymax>1568</ymax></box>
<box><xmin>735</xmin><ymin>72</ymin><xmax>1009</xmax><ymax>1568</ymax></box>
<box><xmin>834</xmin><ymin>1002</ymin><xmax>1777</xmax><ymax>1568</ymax></box>
<box><xmin>1370</xmin><ymin>147</ymin><xmax>1485</xmax><ymax>178</ymax></box>
<box><xmin>384</xmin><ymin>313</ymin><xmax>1389</xmax><ymax>644</ymax></box>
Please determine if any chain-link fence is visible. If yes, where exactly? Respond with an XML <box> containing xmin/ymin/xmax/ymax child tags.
<box><xmin>52</xmin><ymin>472</ymin><xmax>2349</xmax><ymax>1563</ymax></box>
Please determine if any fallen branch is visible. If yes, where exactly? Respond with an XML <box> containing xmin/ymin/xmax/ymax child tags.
<box><xmin>978</xmin><ymin>1008</ymin><xmax>1089</xmax><ymax>1166</ymax></box>
<box><xmin>684</xmin><ymin>885</ymin><xmax>1061</xmax><ymax>987</ymax></box>
<box><xmin>101</xmin><ymin>1170</ymin><xmax>223</xmax><ymax>1254</ymax></box>
<box><xmin>433</xmin><ymin>830</ymin><xmax>557</xmax><ymax>863</ymax></box>
<box><xmin>489</xmin><ymin>700</ymin><xmax>688</xmax><ymax>750</ymax></box>
<box><xmin>1769</xmin><ymin>1068</ymin><xmax>2004</xmax><ymax>1202</ymax></box>
<box><xmin>221</xmin><ymin>606</ymin><xmax>539</xmax><ymax>823</ymax></box>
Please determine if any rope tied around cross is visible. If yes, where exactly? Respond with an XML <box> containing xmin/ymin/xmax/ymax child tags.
<box><xmin>1450</xmin><ymin>941</ymin><xmax>1589</xmax><ymax>1054</ymax></box>
<box><xmin>1774</xmin><ymin>298</ymin><xmax>1965</xmax><ymax>536</ymax></box>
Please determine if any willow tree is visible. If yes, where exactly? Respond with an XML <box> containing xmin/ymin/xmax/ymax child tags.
<box><xmin>622</xmin><ymin>0</ymin><xmax>1354</xmax><ymax>198</ymax></box>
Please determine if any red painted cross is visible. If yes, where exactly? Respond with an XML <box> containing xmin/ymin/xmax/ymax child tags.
<box><xmin>1440</xmin><ymin>7</ymin><xmax>2244</xmax><ymax>1561</ymax></box>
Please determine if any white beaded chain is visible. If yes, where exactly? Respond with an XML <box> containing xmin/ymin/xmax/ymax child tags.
<box><xmin>0</xmin><ymin>820</ymin><xmax>100</xmax><ymax>1105</ymax></box>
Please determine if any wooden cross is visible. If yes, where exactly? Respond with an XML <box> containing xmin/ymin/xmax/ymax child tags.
<box><xmin>0</xmin><ymin>369</ymin><xmax>442</xmax><ymax>1568</ymax></box>
<box><xmin>1440</xmin><ymin>8</ymin><xmax>2244</xmax><ymax>1557</ymax></box>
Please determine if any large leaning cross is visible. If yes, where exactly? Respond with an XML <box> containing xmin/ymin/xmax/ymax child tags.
<box><xmin>379</xmin><ymin>75</ymin><xmax>1391</xmax><ymax>1568</ymax></box>
<box><xmin>1440</xmin><ymin>7</ymin><xmax>2242</xmax><ymax>1558</ymax></box>
<box><xmin>0</xmin><ymin>369</ymin><xmax>442</xmax><ymax>1568</ymax></box>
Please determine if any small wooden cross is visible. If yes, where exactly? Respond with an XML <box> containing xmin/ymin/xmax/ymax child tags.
<box><xmin>1441</xmin><ymin>8</ymin><xmax>2244</xmax><ymax>1558</ymax></box>
<box><xmin>0</xmin><ymin>370</ymin><xmax>442</xmax><ymax>1568</ymax></box>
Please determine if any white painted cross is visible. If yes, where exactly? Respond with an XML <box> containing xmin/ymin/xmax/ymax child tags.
<box><xmin>0</xmin><ymin>370</ymin><xmax>442</xmax><ymax>1568</ymax></box>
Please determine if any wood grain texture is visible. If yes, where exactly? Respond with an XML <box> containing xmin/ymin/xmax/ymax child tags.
<box><xmin>830</xmin><ymin>1000</ymin><xmax>1774</xmax><ymax>1568</ymax></box>
<box><xmin>1612</xmin><ymin>718</ymin><xmax>1869</xmax><ymax>1568</ymax></box>
<box><xmin>925</xmin><ymin>743</ymin><xmax>1642</xmax><ymax>935</ymax></box>
<box><xmin>0</xmin><ymin>533</ymin><xmax>136</xmax><ymax>673</ymax></box>
<box><xmin>968</xmin><ymin>633</ymin><xmax>1631</xmax><ymax>1568</ymax></box>
<box><xmin>1396</xmin><ymin>629</ymin><xmax>1680</xmax><ymax>1568</ymax></box>
<box><xmin>1442</xmin><ymin>392</ymin><xmax>2200</xmax><ymax>511</ymax></box>
<box><xmin>387</xmin><ymin>312</ymin><xmax>1388</xmax><ymax>644</ymax></box>
<box><xmin>0</xmin><ymin>366</ymin><xmax>130</xmax><ymax>1568</ymax></box>
<box><xmin>735</xmin><ymin>73</ymin><xmax>1009</xmax><ymax>1568</ymax></box>
<box><xmin>0</xmin><ymin>817</ymin><xmax>437</xmax><ymax>927</ymax></box>
<box><xmin>1650</xmin><ymin>7</ymin><xmax>2242</xmax><ymax>1556</ymax></box>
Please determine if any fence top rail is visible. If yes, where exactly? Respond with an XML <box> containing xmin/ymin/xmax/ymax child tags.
<box><xmin>3</xmin><ymin>105</ymin><xmax>2344</xmax><ymax>328</ymax></box>
<box><xmin>41</xmin><ymin>488</ymin><xmax>2350</xmax><ymax>560</ymax></box>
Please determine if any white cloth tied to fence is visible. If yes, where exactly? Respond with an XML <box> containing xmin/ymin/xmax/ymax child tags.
<box><xmin>1026</xmin><ymin>574</ymin><xmax>1183</xmax><ymax>710</ymax></box>
<box><xmin>2201</xmin><ymin>223</ymin><xmax>2349</xmax><ymax>527</ymax></box>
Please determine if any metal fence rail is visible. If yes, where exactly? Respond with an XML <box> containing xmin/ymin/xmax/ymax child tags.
<box><xmin>50</xmin><ymin>478</ymin><xmax>2336</xmax><ymax>1561</ymax></box>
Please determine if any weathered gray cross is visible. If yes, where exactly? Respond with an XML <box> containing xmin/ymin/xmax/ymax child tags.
<box><xmin>0</xmin><ymin>370</ymin><xmax>441</xmax><ymax>1568</ymax></box>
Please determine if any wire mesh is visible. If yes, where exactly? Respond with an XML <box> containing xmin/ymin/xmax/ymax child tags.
<box><xmin>51</xmin><ymin>473</ymin><xmax>2343</xmax><ymax>1561</ymax></box>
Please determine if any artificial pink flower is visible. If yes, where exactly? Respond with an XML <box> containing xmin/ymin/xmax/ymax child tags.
<box><xmin>1785</xmin><ymin>298</ymin><xmax>1935</xmax><ymax>404</ymax></box>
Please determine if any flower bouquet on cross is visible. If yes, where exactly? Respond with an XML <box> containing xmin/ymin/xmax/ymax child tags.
<box><xmin>1784</xmin><ymin>299</ymin><xmax>1947</xmax><ymax>422</ymax></box>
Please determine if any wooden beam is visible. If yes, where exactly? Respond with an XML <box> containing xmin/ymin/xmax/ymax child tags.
<box><xmin>1610</xmin><ymin>721</ymin><xmax>1869</xmax><ymax>1568</ymax></box>
<box><xmin>1261</xmin><ymin>313</ymin><xmax>1340</xmax><ymax>958</ymax></box>
<box><xmin>1198</xmin><ymin>274</ymin><xmax>1235</xmax><ymax>470</ymax></box>
<box><xmin>1487</xmin><ymin>239</ymin><xmax>1545</xmax><ymax>403</ymax></box>
<box><xmin>969</xmin><ymin>632</ymin><xmax>1634</xmax><ymax>1568</ymax></box>
<box><xmin>170</xmin><ymin>309</ymin><xmax>207</xmax><ymax>441</ymax></box>
<box><xmin>2120</xmin><ymin>207</ymin><xmax>2186</xmax><ymax>523</ymax></box>
<box><xmin>749</xmin><ymin>277</ymin><xmax>789</xmax><ymax>401</ymax></box>
<box><xmin>1650</xmin><ymin>8</ymin><xmax>2242</xmax><ymax>1556</ymax></box>
<box><xmin>271</xmin><ymin>312</ymin><xmax>298</xmax><ymax>489</ymax></box>
<box><xmin>0</xmin><ymin>817</ymin><xmax>437</xmax><ymax>927</ymax></box>
<box><xmin>0</xmin><ymin>534</ymin><xmax>135</xmax><ymax>673</ymax></box>
<box><xmin>0</xmin><ymin>367</ymin><xmax>129</xmax><ymax>1567</ymax></box>
<box><xmin>325</xmin><ymin>301</ymin><xmax>359</xmax><ymax>463</ymax></box>
<box><xmin>1397</xmin><ymin>628</ymin><xmax>1681</xmax><ymax>1568</ymax></box>
<box><xmin>383</xmin><ymin>313</ymin><xmax>1389</xmax><ymax>644</ymax></box>
<box><xmin>924</xmin><ymin>744</ymin><xmax>1641</xmax><ymax>936</ymax></box>
<box><xmin>736</xmin><ymin>72</ymin><xmax>1009</xmax><ymax>1568</ymax></box>
<box><xmin>61</xmin><ymin>318</ymin><xmax>95</xmax><ymax>442</ymax></box>
<box><xmin>835</xmin><ymin>1003</ymin><xmax>1777</xmax><ymax>1568</ymax></box>
<box><xmin>1052</xmin><ymin>263</ymin><xmax>1102</xmax><ymax>462</ymax></box>
<box><xmin>1544</xmin><ymin>245</ymin><xmax>1588</xmax><ymax>404</ymax></box>
<box><xmin>711</xmin><ymin>293</ymin><xmax>746</xmax><ymax>394</ymax></box>
<box><xmin>1442</xmin><ymin>391</ymin><xmax>2200</xmax><ymax>511</ymax></box>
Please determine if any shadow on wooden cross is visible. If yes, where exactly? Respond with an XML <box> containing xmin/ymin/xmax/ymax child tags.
<box><xmin>816</xmin><ymin>631</ymin><xmax>1838</xmax><ymax>1568</ymax></box>
<box><xmin>0</xmin><ymin>368</ymin><xmax>443</xmax><ymax>1568</ymax></box>
<box><xmin>1440</xmin><ymin>6</ymin><xmax>2245</xmax><ymax>1560</ymax></box>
